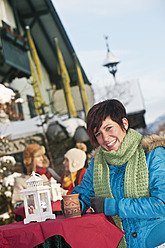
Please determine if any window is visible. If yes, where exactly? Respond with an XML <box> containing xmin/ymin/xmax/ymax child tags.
<box><xmin>27</xmin><ymin>95</ymin><xmax>37</xmax><ymax>118</ymax></box>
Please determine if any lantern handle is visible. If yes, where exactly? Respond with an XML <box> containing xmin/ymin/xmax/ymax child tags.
<box><xmin>31</xmin><ymin>171</ymin><xmax>42</xmax><ymax>178</ymax></box>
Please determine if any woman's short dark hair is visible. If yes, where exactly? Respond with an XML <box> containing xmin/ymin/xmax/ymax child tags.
<box><xmin>86</xmin><ymin>99</ymin><xmax>128</xmax><ymax>147</ymax></box>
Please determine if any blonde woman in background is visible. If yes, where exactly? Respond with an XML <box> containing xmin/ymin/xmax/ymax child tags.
<box><xmin>12</xmin><ymin>143</ymin><xmax>60</xmax><ymax>207</ymax></box>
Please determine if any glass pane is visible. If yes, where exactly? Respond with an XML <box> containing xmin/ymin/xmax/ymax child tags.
<box><xmin>26</xmin><ymin>194</ymin><xmax>37</xmax><ymax>215</ymax></box>
<box><xmin>40</xmin><ymin>192</ymin><xmax>49</xmax><ymax>212</ymax></box>
<box><xmin>27</xmin><ymin>95</ymin><xmax>37</xmax><ymax>118</ymax></box>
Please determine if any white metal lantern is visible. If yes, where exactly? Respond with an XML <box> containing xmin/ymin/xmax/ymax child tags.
<box><xmin>49</xmin><ymin>177</ymin><xmax>62</xmax><ymax>202</ymax></box>
<box><xmin>21</xmin><ymin>171</ymin><xmax>55</xmax><ymax>224</ymax></box>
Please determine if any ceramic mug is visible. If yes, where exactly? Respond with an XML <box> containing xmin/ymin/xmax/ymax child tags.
<box><xmin>62</xmin><ymin>194</ymin><xmax>81</xmax><ymax>218</ymax></box>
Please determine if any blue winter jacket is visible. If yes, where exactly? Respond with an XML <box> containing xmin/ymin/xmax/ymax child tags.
<box><xmin>72</xmin><ymin>147</ymin><xmax>165</xmax><ymax>248</ymax></box>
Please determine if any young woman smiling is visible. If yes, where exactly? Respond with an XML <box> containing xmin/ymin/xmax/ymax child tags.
<box><xmin>71</xmin><ymin>99</ymin><xmax>165</xmax><ymax>248</ymax></box>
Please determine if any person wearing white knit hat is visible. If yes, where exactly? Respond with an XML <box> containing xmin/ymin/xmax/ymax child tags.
<box><xmin>61</xmin><ymin>148</ymin><xmax>86</xmax><ymax>194</ymax></box>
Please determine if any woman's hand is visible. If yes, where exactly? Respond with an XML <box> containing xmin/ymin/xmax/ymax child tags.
<box><xmin>90</xmin><ymin>197</ymin><xmax>105</xmax><ymax>213</ymax></box>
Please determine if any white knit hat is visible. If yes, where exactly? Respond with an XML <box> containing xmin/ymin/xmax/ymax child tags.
<box><xmin>64</xmin><ymin>148</ymin><xmax>86</xmax><ymax>173</ymax></box>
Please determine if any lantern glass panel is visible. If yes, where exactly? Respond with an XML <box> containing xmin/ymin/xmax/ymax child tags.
<box><xmin>26</xmin><ymin>194</ymin><xmax>38</xmax><ymax>215</ymax></box>
<box><xmin>40</xmin><ymin>192</ymin><xmax>49</xmax><ymax>212</ymax></box>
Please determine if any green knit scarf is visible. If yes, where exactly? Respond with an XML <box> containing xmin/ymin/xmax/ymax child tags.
<box><xmin>93</xmin><ymin>128</ymin><xmax>150</xmax><ymax>248</ymax></box>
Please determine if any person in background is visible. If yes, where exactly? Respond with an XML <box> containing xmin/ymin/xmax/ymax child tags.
<box><xmin>61</xmin><ymin>147</ymin><xmax>86</xmax><ymax>194</ymax></box>
<box><xmin>12</xmin><ymin>143</ymin><xmax>60</xmax><ymax>207</ymax></box>
<box><xmin>22</xmin><ymin>144</ymin><xmax>60</xmax><ymax>182</ymax></box>
<box><xmin>71</xmin><ymin>99</ymin><xmax>165</xmax><ymax>248</ymax></box>
<box><xmin>75</xmin><ymin>142</ymin><xmax>90</xmax><ymax>168</ymax></box>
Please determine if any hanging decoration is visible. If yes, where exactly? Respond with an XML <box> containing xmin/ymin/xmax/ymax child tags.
<box><xmin>54</xmin><ymin>38</ymin><xmax>77</xmax><ymax>117</ymax></box>
<box><xmin>73</xmin><ymin>53</ymin><xmax>90</xmax><ymax>117</ymax></box>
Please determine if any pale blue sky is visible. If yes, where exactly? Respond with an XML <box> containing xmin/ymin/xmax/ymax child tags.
<box><xmin>53</xmin><ymin>0</ymin><xmax>165</xmax><ymax>124</ymax></box>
